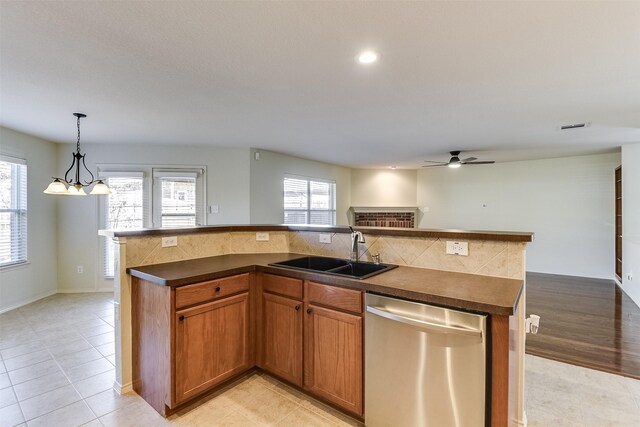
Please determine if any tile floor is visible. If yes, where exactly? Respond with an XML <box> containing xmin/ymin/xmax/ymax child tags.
<box><xmin>1</xmin><ymin>293</ymin><xmax>639</xmax><ymax>426</ymax></box>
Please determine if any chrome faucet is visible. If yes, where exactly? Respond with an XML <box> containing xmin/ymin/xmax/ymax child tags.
<box><xmin>349</xmin><ymin>226</ymin><xmax>365</xmax><ymax>262</ymax></box>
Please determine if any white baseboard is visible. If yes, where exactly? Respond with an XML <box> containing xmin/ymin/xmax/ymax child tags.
<box><xmin>513</xmin><ymin>411</ymin><xmax>528</xmax><ymax>427</ymax></box>
<box><xmin>113</xmin><ymin>380</ymin><xmax>133</xmax><ymax>395</ymax></box>
<box><xmin>57</xmin><ymin>288</ymin><xmax>114</xmax><ymax>294</ymax></box>
<box><xmin>0</xmin><ymin>289</ymin><xmax>57</xmax><ymax>314</ymax></box>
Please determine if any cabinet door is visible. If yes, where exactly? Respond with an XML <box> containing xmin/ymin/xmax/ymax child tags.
<box><xmin>175</xmin><ymin>292</ymin><xmax>250</xmax><ymax>403</ymax></box>
<box><xmin>304</xmin><ymin>303</ymin><xmax>363</xmax><ymax>416</ymax></box>
<box><xmin>262</xmin><ymin>292</ymin><xmax>303</xmax><ymax>386</ymax></box>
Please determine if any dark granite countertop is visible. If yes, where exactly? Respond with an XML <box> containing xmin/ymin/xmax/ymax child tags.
<box><xmin>100</xmin><ymin>224</ymin><xmax>534</xmax><ymax>242</ymax></box>
<box><xmin>127</xmin><ymin>253</ymin><xmax>523</xmax><ymax>316</ymax></box>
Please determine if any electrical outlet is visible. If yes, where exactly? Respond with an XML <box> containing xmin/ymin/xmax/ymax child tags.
<box><xmin>256</xmin><ymin>232</ymin><xmax>269</xmax><ymax>241</ymax></box>
<box><xmin>77</xmin><ymin>266</ymin><xmax>83</xmax><ymax>274</ymax></box>
<box><xmin>162</xmin><ymin>236</ymin><xmax>178</xmax><ymax>247</ymax></box>
<box><xmin>209</xmin><ymin>204</ymin><xmax>220</xmax><ymax>214</ymax></box>
<box><xmin>446</xmin><ymin>241</ymin><xmax>469</xmax><ymax>256</ymax></box>
<box><xmin>319</xmin><ymin>233</ymin><xmax>332</xmax><ymax>244</ymax></box>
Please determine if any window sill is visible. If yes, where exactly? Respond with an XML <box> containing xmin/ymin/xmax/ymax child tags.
<box><xmin>0</xmin><ymin>261</ymin><xmax>30</xmax><ymax>272</ymax></box>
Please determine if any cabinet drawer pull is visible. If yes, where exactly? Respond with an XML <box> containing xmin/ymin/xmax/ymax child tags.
<box><xmin>178</xmin><ymin>315</ymin><xmax>185</xmax><ymax>321</ymax></box>
<box><xmin>215</xmin><ymin>286</ymin><xmax>221</xmax><ymax>292</ymax></box>
<box><xmin>306</xmin><ymin>308</ymin><xmax>313</xmax><ymax>314</ymax></box>
<box><xmin>295</xmin><ymin>305</ymin><xmax>301</xmax><ymax>311</ymax></box>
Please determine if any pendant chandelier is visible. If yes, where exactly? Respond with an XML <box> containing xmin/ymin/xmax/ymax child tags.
<box><xmin>44</xmin><ymin>113</ymin><xmax>111</xmax><ymax>196</ymax></box>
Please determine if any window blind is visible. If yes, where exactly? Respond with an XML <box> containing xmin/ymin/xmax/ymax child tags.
<box><xmin>284</xmin><ymin>175</ymin><xmax>336</xmax><ymax>225</ymax></box>
<box><xmin>0</xmin><ymin>156</ymin><xmax>27</xmax><ymax>267</ymax></box>
<box><xmin>152</xmin><ymin>169</ymin><xmax>204</xmax><ymax>228</ymax></box>
<box><xmin>103</xmin><ymin>174</ymin><xmax>145</xmax><ymax>277</ymax></box>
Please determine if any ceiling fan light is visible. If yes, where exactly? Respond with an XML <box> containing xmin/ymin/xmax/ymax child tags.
<box><xmin>43</xmin><ymin>178</ymin><xmax>69</xmax><ymax>194</ymax></box>
<box><xmin>448</xmin><ymin>163</ymin><xmax>461</xmax><ymax>169</ymax></box>
<box><xmin>90</xmin><ymin>180</ymin><xmax>112</xmax><ymax>195</ymax></box>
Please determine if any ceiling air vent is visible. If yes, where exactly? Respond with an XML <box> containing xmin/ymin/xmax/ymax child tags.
<box><xmin>560</xmin><ymin>123</ymin><xmax>587</xmax><ymax>130</ymax></box>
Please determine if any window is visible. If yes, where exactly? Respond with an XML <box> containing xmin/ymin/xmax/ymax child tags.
<box><xmin>152</xmin><ymin>170</ymin><xmax>204</xmax><ymax>228</ymax></box>
<box><xmin>0</xmin><ymin>156</ymin><xmax>27</xmax><ymax>267</ymax></box>
<box><xmin>103</xmin><ymin>173</ymin><xmax>145</xmax><ymax>277</ymax></box>
<box><xmin>99</xmin><ymin>165</ymin><xmax>206</xmax><ymax>278</ymax></box>
<box><xmin>284</xmin><ymin>175</ymin><xmax>336</xmax><ymax>225</ymax></box>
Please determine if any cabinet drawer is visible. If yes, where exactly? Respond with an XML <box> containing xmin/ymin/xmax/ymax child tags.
<box><xmin>176</xmin><ymin>273</ymin><xmax>250</xmax><ymax>309</ymax></box>
<box><xmin>305</xmin><ymin>281</ymin><xmax>363</xmax><ymax>314</ymax></box>
<box><xmin>262</xmin><ymin>274</ymin><xmax>303</xmax><ymax>300</ymax></box>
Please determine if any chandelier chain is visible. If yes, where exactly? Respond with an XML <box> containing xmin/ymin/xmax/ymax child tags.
<box><xmin>76</xmin><ymin>116</ymin><xmax>81</xmax><ymax>152</ymax></box>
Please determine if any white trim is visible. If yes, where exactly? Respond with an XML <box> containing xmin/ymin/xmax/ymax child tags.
<box><xmin>57</xmin><ymin>287</ymin><xmax>114</xmax><ymax>293</ymax></box>
<box><xmin>284</xmin><ymin>173</ymin><xmax>335</xmax><ymax>185</ymax></box>
<box><xmin>350</xmin><ymin>206</ymin><xmax>419</xmax><ymax>213</ymax></box>
<box><xmin>0</xmin><ymin>260</ymin><xmax>30</xmax><ymax>271</ymax></box>
<box><xmin>112</xmin><ymin>380</ymin><xmax>134</xmax><ymax>395</ymax></box>
<box><xmin>0</xmin><ymin>154</ymin><xmax>26</xmax><ymax>164</ymax></box>
<box><xmin>0</xmin><ymin>289</ymin><xmax>57</xmax><ymax>314</ymax></box>
<box><xmin>153</xmin><ymin>170</ymin><xmax>201</xmax><ymax>179</ymax></box>
<box><xmin>99</xmin><ymin>171</ymin><xmax>145</xmax><ymax>178</ymax></box>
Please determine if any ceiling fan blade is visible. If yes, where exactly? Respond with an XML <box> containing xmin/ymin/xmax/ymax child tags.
<box><xmin>423</xmin><ymin>160</ymin><xmax>448</xmax><ymax>163</ymax></box>
<box><xmin>421</xmin><ymin>164</ymin><xmax>448</xmax><ymax>168</ymax></box>
<box><xmin>461</xmin><ymin>157</ymin><xmax>477</xmax><ymax>162</ymax></box>
<box><xmin>463</xmin><ymin>161</ymin><xmax>495</xmax><ymax>165</ymax></box>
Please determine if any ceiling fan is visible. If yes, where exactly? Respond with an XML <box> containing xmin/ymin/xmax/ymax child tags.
<box><xmin>422</xmin><ymin>151</ymin><xmax>495</xmax><ymax>169</ymax></box>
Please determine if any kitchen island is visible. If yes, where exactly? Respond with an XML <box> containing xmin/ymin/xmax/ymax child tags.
<box><xmin>100</xmin><ymin>224</ymin><xmax>533</xmax><ymax>426</ymax></box>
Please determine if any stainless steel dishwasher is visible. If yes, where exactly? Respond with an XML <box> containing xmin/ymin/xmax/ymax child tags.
<box><xmin>365</xmin><ymin>294</ymin><xmax>487</xmax><ymax>427</ymax></box>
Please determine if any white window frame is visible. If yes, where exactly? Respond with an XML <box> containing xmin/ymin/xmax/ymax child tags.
<box><xmin>97</xmin><ymin>164</ymin><xmax>207</xmax><ymax>279</ymax></box>
<box><xmin>0</xmin><ymin>155</ymin><xmax>27</xmax><ymax>268</ymax></box>
<box><xmin>152</xmin><ymin>168</ymin><xmax>205</xmax><ymax>228</ymax></box>
<box><xmin>283</xmin><ymin>174</ymin><xmax>336</xmax><ymax>225</ymax></box>
<box><xmin>98</xmin><ymin>170</ymin><xmax>147</xmax><ymax>279</ymax></box>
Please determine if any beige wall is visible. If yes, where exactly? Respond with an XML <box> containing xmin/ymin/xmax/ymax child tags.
<box><xmin>621</xmin><ymin>143</ymin><xmax>640</xmax><ymax>307</ymax></box>
<box><xmin>0</xmin><ymin>127</ymin><xmax>58</xmax><ymax>312</ymax></box>
<box><xmin>350</xmin><ymin>169</ymin><xmax>417</xmax><ymax>207</ymax></box>
<box><xmin>417</xmin><ymin>152</ymin><xmax>621</xmax><ymax>279</ymax></box>
<box><xmin>56</xmin><ymin>143</ymin><xmax>251</xmax><ymax>293</ymax></box>
<box><xmin>249</xmin><ymin>149</ymin><xmax>352</xmax><ymax>225</ymax></box>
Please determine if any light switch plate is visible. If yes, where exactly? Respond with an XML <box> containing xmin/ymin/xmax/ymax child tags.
<box><xmin>319</xmin><ymin>233</ymin><xmax>332</xmax><ymax>244</ymax></box>
<box><xmin>162</xmin><ymin>236</ymin><xmax>178</xmax><ymax>247</ymax></box>
<box><xmin>256</xmin><ymin>232</ymin><xmax>270</xmax><ymax>241</ymax></box>
<box><xmin>446</xmin><ymin>241</ymin><xmax>469</xmax><ymax>256</ymax></box>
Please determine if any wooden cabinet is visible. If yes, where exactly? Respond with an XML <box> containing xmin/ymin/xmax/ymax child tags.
<box><xmin>132</xmin><ymin>274</ymin><xmax>253</xmax><ymax>416</ymax></box>
<box><xmin>175</xmin><ymin>292</ymin><xmax>250</xmax><ymax>403</ymax></box>
<box><xmin>615</xmin><ymin>166</ymin><xmax>622</xmax><ymax>282</ymax></box>
<box><xmin>304</xmin><ymin>303</ymin><xmax>363</xmax><ymax>416</ymax></box>
<box><xmin>260</xmin><ymin>275</ymin><xmax>364</xmax><ymax>416</ymax></box>
<box><xmin>261</xmin><ymin>292</ymin><xmax>303</xmax><ymax>386</ymax></box>
<box><xmin>134</xmin><ymin>272</ymin><xmax>363</xmax><ymax>418</ymax></box>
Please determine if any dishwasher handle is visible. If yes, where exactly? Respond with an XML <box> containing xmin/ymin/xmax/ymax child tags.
<box><xmin>366</xmin><ymin>305</ymin><xmax>483</xmax><ymax>338</ymax></box>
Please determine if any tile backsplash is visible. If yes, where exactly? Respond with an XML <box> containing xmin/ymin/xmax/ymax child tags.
<box><xmin>120</xmin><ymin>230</ymin><xmax>525</xmax><ymax>280</ymax></box>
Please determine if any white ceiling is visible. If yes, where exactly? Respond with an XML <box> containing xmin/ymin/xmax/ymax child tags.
<box><xmin>1</xmin><ymin>1</ymin><xmax>639</xmax><ymax>168</ymax></box>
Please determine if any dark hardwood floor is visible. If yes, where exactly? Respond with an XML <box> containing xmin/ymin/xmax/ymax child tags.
<box><xmin>526</xmin><ymin>272</ymin><xmax>640</xmax><ymax>379</ymax></box>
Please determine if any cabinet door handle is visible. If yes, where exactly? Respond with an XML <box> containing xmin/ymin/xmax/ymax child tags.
<box><xmin>178</xmin><ymin>315</ymin><xmax>185</xmax><ymax>321</ymax></box>
<box><xmin>295</xmin><ymin>305</ymin><xmax>301</xmax><ymax>311</ymax></box>
<box><xmin>215</xmin><ymin>286</ymin><xmax>221</xmax><ymax>292</ymax></box>
<box><xmin>306</xmin><ymin>308</ymin><xmax>312</xmax><ymax>314</ymax></box>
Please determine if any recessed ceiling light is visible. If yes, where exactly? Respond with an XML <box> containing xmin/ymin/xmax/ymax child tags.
<box><xmin>390</xmin><ymin>166</ymin><xmax>397</xmax><ymax>170</ymax></box>
<box><xmin>357</xmin><ymin>50</ymin><xmax>379</xmax><ymax>64</ymax></box>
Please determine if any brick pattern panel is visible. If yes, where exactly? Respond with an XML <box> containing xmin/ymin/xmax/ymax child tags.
<box><xmin>354</xmin><ymin>212</ymin><xmax>414</xmax><ymax>229</ymax></box>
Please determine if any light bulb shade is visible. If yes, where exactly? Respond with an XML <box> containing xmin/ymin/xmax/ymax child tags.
<box><xmin>448</xmin><ymin>163</ymin><xmax>461</xmax><ymax>169</ymax></box>
<box><xmin>90</xmin><ymin>181</ymin><xmax>112</xmax><ymax>195</ymax></box>
<box><xmin>67</xmin><ymin>185</ymin><xmax>87</xmax><ymax>196</ymax></box>
<box><xmin>44</xmin><ymin>179</ymin><xmax>69</xmax><ymax>194</ymax></box>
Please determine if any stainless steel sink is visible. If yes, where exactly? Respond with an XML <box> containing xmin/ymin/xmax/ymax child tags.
<box><xmin>270</xmin><ymin>256</ymin><xmax>397</xmax><ymax>279</ymax></box>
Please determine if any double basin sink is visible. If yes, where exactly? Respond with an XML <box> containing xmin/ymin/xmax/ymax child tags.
<box><xmin>270</xmin><ymin>256</ymin><xmax>397</xmax><ymax>280</ymax></box>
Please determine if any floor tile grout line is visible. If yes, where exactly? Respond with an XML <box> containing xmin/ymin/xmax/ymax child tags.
<box><xmin>15</xmin><ymin>348</ymin><xmax>110</xmax><ymax>422</ymax></box>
